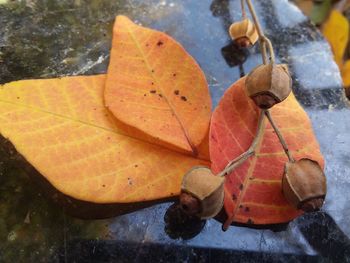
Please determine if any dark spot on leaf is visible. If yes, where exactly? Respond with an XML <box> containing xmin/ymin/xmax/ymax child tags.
<box><xmin>247</xmin><ymin>219</ymin><xmax>254</xmax><ymax>224</ymax></box>
<box><xmin>232</xmin><ymin>194</ymin><xmax>237</xmax><ymax>200</ymax></box>
<box><xmin>210</xmin><ymin>134</ymin><xmax>217</xmax><ymax>143</ymax></box>
<box><xmin>134</xmin><ymin>164</ymin><xmax>138</xmax><ymax>168</ymax></box>
<box><xmin>151</xmin><ymin>82</ymin><xmax>154</xmax><ymax>85</ymax></box>
<box><xmin>151</xmin><ymin>69</ymin><xmax>155</xmax><ymax>73</ymax></box>
<box><xmin>239</xmin><ymin>205</ymin><xmax>243</xmax><ymax>208</ymax></box>
<box><xmin>174</xmin><ymin>90</ymin><xmax>179</xmax><ymax>95</ymax></box>
<box><xmin>159</xmin><ymin>94</ymin><xmax>163</xmax><ymax>98</ymax></box>
<box><xmin>245</xmin><ymin>207</ymin><xmax>250</xmax><ymax>212</ymax></box>
<box><xmin>150</xmin><ymin>90</ymin><xmax>156</xmax><ymax>94</ymax></box>
<box><xmin>181</xmin><ymin>96</ymin><xmax>187</xmax><ymax>101</ymax></box>
<box><xmin>157</xmin><ymin>40</ymin><xmax>164</xmax><ymax>46</ymax></box>
<box><xmin>173</xmin><ymin>73</ymin><xmax>177</xmax><ymax>77</ymax></box>
<box><xmin>107</xmin><ymin>137</ymin><xmax>110</xmax><ymax>140</ymax></box>
<box><xmin>17</xmin><ymin>97</ymin><xmax>20</xmax><ymax>99</ymax></box>
<box><xmin>127</xmin><ymin>178</ymin><xmax>132</xmax><ymax>185</ymax></box>
<box><xmin>146</xmin><ymin>43</ymin><xmax>149</xmax><ymax>47</ymax></box>
<box><xmin>144</xmin><ymin>94</ymin><xmax>147</xmax><ymax>96</ymax></box>
<box><xmin>102</xmin><ymin>185</ymin><xmax>106</xmax><ymax>187</ymax></box>
<box><xmin>239</xmin><ymin>184</ymin><xmax>243</xmax><ymax>190</ymax></box>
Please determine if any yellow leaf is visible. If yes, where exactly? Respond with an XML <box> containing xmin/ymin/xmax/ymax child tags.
<box><xmin>105</xmin><ymin>16</ymin><xmax>212</xmax><ymax>156</ymax></box>
<box><xmin>0</xmin><ymin>75</ymin><xmax>209</xmax><ymax>204</ymax></box>
<box><xmin>342</xmin><ymin>59</ymin><xmax>350</xmax><ymax>87</ymax></box>
<box><xmin>322</xmin><ymin>10</ymin><xmax>349</xmax><ymax>67</ymax></box>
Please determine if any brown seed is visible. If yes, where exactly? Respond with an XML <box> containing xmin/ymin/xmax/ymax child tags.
<box><xmin>229</xmin><ymin>18</ymin><xmax>258</xmax><ymax>48</ymax></box>
<box><xmin>180</xmin><ymin>166</ymin><xmax>225</xmax><ymax>219</ymax></box>
<box><xmin>282</xmin><ymin>158</ymin><xmax>327</xmax><ymax>212</ymax></box>
<box><xmin>245</xmin><ymin>64</ymin><xmax>292</xmax><ymax>109</ymax></box>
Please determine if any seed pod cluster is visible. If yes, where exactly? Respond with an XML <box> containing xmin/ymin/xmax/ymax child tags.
<box><xmin>282</xmin><ymin>158</ymin><xmax>327</xmax><ymax>212</ymax></box>
<box><xmin>245</xmin><ymin>63</ymin><xmax>292</xmax><ymax>109</ymax></box>
<box><xmin>229</xmin><ymin>18</ymin><xmax>258</xmax><ymax>48</ymax></box>
<box><xmin>180</xmin><ymin>167</ymin><xmax>225</xmax><ymax>219</ymax></box>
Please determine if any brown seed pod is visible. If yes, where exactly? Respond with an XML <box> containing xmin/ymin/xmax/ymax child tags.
<box><xmin>245</xmin><ymin>64</ymin><xmax>292</xmax><ymax>109</ymax></box>
<box><xmin>282</xmin><ymin>158</ymin><xmax>327</xmax><ymax>212</ymax></box>
<box><xmin>180</xmin><ymin>166</ymin><xmax>225</xmax><ymax>219</ymax></box>
<box><xmin>229</xmin><ymin>18</ymin><xmax>259</xmax><ymax>48</ymax></box>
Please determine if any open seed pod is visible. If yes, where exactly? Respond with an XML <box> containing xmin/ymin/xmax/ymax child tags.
<box><xmin>229</xmin><ymin>18</ymin><xmax>259</xmax><ymax>48</ymax></box>
<box><xmin>180</xmin><ymin>166</ymin><xmax>225</xmax><ymax>219</ymax></box>
<box><xmin>282</xmin><ymin>158</ymin><xmax>327</xmax><ymax>212</ymax></box>
<box><xmin>245</xmin><ymin>64</ymin><xmax>292</xmax><ymax>109</ymax></box>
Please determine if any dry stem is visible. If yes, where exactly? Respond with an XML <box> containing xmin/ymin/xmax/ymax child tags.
<box><xmin>218</xmin><ymin>0</ymin><xmax>295</xmax><ymax>178</ymax></box>
<box><xmin>217</xmin><ymin>109</ymin><xmax>266</xmax><ymax>177</ymax></box>
<box><xmin>265</xmin><ymin>111</ymin><xmax>294</xmax><ymax>162</ymax></box>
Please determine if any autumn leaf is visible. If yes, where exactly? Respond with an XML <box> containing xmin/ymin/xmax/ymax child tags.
<box><xmin>342</xmin><ymin>59</ymin><xmax>350</xmax><ymax>86</ymax></box>
<box><xmin>342</xmin><ymin>59</ymin><xmax>350</xmax><ymax>97</ymax></box>
<box><xmin>104</xmin><ymin>16</ymin><xmax>212</xmax><ymax>156</ymax></box>
<box><xmin>0</xmin><ymin>75</ymin><xmax>209</xmax><ymax>204</ymax></box>
<box><xmin>322</xmin><ymin>9</ymin><xmax>349</xmax><ymax>67</ymax></box>
<box><xmin>209</xmin><ymin>77</ymin><xmax>324</xmax><ymax>227</ymax></box>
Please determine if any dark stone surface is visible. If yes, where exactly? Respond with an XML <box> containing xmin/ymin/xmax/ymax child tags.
<box><xmin>0</xmin><ymin>0</ymin><xmax>350</xmax><ymax>262</ymax></box>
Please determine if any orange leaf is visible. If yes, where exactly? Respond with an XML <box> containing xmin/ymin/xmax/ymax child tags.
<box><xmin>209</xmin><ymin>78</ymin><xmax>324</xmax><ymax>226</ymax></box>
<box><xmin>104</xmin><ymin>16</ymin><xmax>212</xmax><ymax>156</ymax></box>
<box><xmin>0</xmin><ymin>75</ymin><xmax>209</xmax><ymax>203</ymax></box>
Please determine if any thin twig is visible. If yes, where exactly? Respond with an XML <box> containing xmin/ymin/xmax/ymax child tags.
<box><xmin>241</xmin><ymin>0</ymin><xmax>247</xmax><ymax>18</ymax></box>
<box><xmin>265</xmin><ymin>110</ymin><xmax>294</xmax><ymax>162</ymax></box>
<box><xmin>244</xmin><ymin>0</ymin><xmax>292</xmax><ymax>162</ymax></box>
<box><xmin>219</xmin><ymin>0</ymin><xmax>292</xmax><ymax>179</ymax></box>
<box><xmin>244</xmin><ymin>0</ymin><xmax>267</xmax><ymax>63</ymax></box>
<box><xmin>217</xmin><ymin>110</ymin><xmax>266</xmax><ymax>177</ymax></box>
<box><xmin>245</xmin><ymin>0</ymin><xmax>264</xmax><ymax>39</ymax></box>
<box><xmin>261</xmin><ymin>36</ymin><xmax>275</xmax><ymax>64</ymax></box>
<box><xmin>244</xmin><ymin>0</ymin><xmax>276</xmax><ymax>65</ymax></box>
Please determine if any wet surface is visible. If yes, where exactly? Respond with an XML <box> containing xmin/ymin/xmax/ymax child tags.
<box><xmin>0</xmin><ymin>0</ymin><xmax>350</xmax><ymax>262</ymax></box>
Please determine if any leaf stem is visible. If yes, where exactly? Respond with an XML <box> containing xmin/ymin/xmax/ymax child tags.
<box><xmin>219</xmin><ymin>0</ymin><xmax>292</xmax><ymax>177</ymax></box>
<box><xmin>244</xmin><ymin>0</ymin><xmax>275</xmax><ymax>64</ymax></box>
<box><xmin>241</xmin><ymin>0</ymin><xmax>247</xmax><ymax>18</ymax></box>
<box><xmin>217</xmin><ymin>109</ymin><xmax>266</xmax><ymax>177</ymax></box>
<box><xmin>265</xmin><ymin>110</ymin><xmax>294</xmax><ymax>162</ymax></box>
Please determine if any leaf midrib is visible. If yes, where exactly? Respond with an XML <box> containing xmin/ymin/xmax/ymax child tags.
<box><xmin>124</xmin><ymin>22</ymin><xmax>198</xmax><ymax>156</ymax></box>
<box><xmin>0</xmin><ymin>99</ymin><xmax>210</xmax><ymax>162</ymax></box>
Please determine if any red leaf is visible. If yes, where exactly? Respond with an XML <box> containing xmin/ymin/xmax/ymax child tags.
<box><xmin>209</xmin><ymin>77</ymin><xmax>324</xmax><ymax>227</ymax></box>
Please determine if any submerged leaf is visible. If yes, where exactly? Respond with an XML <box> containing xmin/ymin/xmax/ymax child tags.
<box><xmin>209</xmin><ymin>77</ymin><xmax>324</xmax><ymax>226</ymax></box>
<box><xmin>104</xmin><ymin>16</ymin><xmax>212</xmax><ymax>156</ymax></box>
<box><xmin>0</xmin><ymin>75</ymin><xmax>209</xmax><ymax>203</ymax></box>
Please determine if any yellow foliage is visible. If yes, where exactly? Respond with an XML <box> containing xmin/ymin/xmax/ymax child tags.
<box><xmin>342</xmin><ymin>60</ymin><xmax>350</xmax><ymax>88</ymax></box>
<box><xmin>322</xmin><ymin>10</ymin><xmax>349</xmax><ymax>68</ymax></box>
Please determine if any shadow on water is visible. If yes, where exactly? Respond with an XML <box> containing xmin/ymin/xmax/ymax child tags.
<box><xmin>210</xmin><ymin>0</ymin><xmax>249</xmax><ymax>77</ymax></box>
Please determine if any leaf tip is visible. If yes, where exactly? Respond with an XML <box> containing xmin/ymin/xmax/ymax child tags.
<box><xmin>115</xmin><ymin>15</ymin><xmax>134</xmax><ymax>27</ymax></box>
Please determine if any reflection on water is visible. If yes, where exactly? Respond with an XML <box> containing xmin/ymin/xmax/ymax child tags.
<box><xmin>0</xmin><ymin>138</ymin><xmax>109</xmax><ymax>261</ymax></box>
